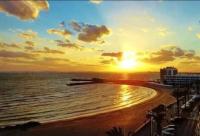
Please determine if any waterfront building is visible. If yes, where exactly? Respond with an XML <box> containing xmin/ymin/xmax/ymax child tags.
<box><xmin>160</xmin><ymin>67</ymin><xmax>200</xmax><ymax>85</ymax></box>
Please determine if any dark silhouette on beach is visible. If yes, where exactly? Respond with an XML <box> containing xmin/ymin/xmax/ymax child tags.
<box><xmin>0</xmin><ymin>121</ymin><xmax>41</xmax><ymax>132</ymax></box>
<box><xmin>106</xmin><ymin>127</ymin><xmax>134</xmax><ymax>136</ymax></box>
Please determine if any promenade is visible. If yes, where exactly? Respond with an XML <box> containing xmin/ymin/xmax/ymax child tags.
<box><xmin>134</xmin><ymin>99</ymin><xmax>200</xmax><ymax>136</ymax></box>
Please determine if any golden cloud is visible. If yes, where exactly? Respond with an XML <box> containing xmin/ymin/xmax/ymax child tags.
<box><xmin>101</xmin><ymin>52</ymin><xmax>122</xmax><ymax>60</ymax></box>
<box><xmin>43</xmin><ymin>57</ymin><xmax>71</xmax><ymax>63</ymax></box>
<box><xmin>78</xmin><ymin>24</ymin><xmax>110</xmax><ymax>42</ymax></box>
<box><xmin>100</xmin><ymin>58</ymin><xmax>116</xmax><ymax>65</ymax></box>
<box><xmin>24</xmin><ymin>46</ymin><xmax>34</xmax><ymax>51</ymax></box>
<box><xmin>34</xmin><ymin>47</ymin><xmax>65</xmax><ymax>54</ymax></box>
<box><xmin>68</xmin><ymin>20</ymin><xmax>110</xmax><ymax>43</ymax></box>
<box><xmin>0</xmin><ymin>0</ymin><xmax>49</xmax><ymax>20</ymax></box>
<box><xmin>55</xmin><ymin>40</ymin><xmax>81</xmax><ymax>50</ymax></box>
<box><xmin>142</xmin><ymin>46</ymin><xmax>200</xmax><ymax>64</ymax></box>
<box><xmin>0</xmin><ymin>50</ymin><xmax>36</xmax><ymax>60</ymax></box>
<box><xmin>0</xmin><ymin>42</ymin><xmax>20</xmax><ymax>49</ymax></box>
<box><xmin>18</xmin><ymin>30</ymin><xmax>38</xmax><ymax>39</ymax></box>
<box><xmin>25</xmin><ymin>41</ymin><xmax>35</xmax><ymax>46</ymax></box>
<box><xmin>47</xmin><ymin>29</ymin><xmax>72</xmax><ymax>39</ymax></box>
<box><xmin>70</xmin><ymin>21</ymin><xmax>82</xmax><ymax>32</ymax></box>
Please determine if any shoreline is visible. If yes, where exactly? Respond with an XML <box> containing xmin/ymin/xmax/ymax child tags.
<box><xmin>42</xmin><ymin>85</ymin><xmax>157</xmax><ymax>125</ymax></box>
<box><xmin>0</xmin><ymin>85</ymin><xmax>156</xmax><ymax>128</ymax></box>
<box><xmin>0</xmin><ymin>83</ymin><xmax>176</xmax><ymax>136</ymax></box>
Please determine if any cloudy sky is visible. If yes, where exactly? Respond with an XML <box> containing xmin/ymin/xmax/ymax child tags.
<box><xmin>0</xmin><ymin>0</ymin><xmax>200</xmax><ymax>72</ymax></box>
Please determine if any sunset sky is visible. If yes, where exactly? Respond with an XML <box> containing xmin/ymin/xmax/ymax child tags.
<box><xmin>0</xmin><ymin>0</ymin><xmax>200</xmax><ymax>72</ymax></box>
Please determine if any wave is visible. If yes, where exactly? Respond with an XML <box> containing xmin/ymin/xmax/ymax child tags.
<box><xmin>0</xmin><ymin>73</ymin><xmax>157</xmax><ymax>127</ymax></box>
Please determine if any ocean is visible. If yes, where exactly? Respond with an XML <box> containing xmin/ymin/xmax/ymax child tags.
<box><xmin>0</xmin><ymin>72</ymin><xmax>159</xmax><ymax>127</ymax></box>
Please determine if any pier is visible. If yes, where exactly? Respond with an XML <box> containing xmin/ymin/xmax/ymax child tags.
<box><xmin>68</xmin><ymin>78</ymin><xmax>148</xmax><ymax>86</ymax></box>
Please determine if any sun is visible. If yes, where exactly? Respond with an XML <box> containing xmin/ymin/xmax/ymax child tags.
<box><xmin>119</xmin><ymin>51</ymin><xmax>137</xmax><ymax>70</ymax></box>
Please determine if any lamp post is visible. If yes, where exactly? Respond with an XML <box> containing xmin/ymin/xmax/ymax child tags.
<box><xmin>176</xmin><ymin>84</ymin><xmax>180</xmax><ymax>117</ymax></box>
<box><xmin>146</xmin><ymin>105</ymin><xmax>166</xmax><ymax>136</ymax></box>
<box><xmin>147</xmin><ymin>111</ymin><xmax>157</xmax><ymax>136</ymax></box>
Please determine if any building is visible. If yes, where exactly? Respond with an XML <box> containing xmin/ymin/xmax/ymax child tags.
<box><xmin>160</xmin><ymin>67</ymin><xmax>200</xmax><ymax>85</ymax></box>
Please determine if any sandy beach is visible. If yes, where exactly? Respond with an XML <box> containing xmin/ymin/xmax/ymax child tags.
<box><xmin>0</xmin><ymin>84</ymin><xmax>176</xmax><ymax>136</ymax></box>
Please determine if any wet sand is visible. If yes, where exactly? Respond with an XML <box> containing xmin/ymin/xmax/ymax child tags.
<box><xmin>0</xmin><ymin>84</ymin><xmax>176</xmax><ymax>136</ymax></box>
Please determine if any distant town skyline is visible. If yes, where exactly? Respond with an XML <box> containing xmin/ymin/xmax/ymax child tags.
<box><xmin>0</xmin><ymin>0</ymin><xmax>200</xmax><ymax>72</ymax></box>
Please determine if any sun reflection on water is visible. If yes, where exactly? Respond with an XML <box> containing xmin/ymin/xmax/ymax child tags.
<box><xmin>118</xmin><ymin>84</ymin><xmax>157</xmax><ymax>108</ymax></box>
<box><xmin>119</xmin><ymin>85</ymin><xmax>132</xmax><ymax>106</ymax></box>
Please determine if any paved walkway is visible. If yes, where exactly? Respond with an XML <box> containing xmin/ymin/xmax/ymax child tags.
<box><xmin>176</xmin><ymin>119</ymin><xmax>197</xmax><ymax>136</ymax></box>
<box><xmin>134</xmin><ymin>103</ymin><xmax>200</xmax><ymax>136</ymax></box>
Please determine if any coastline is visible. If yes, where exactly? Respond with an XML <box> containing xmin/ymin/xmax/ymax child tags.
<box><xmin>0</xmin><ymin>83</ymin><xmax>176</xmax><ymax>136</ymax></box>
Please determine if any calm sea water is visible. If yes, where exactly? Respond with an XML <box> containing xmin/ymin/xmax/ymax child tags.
<box><xmin>0</xmin><ymin>72</ymin><xmax>158</xmax><ymax>127</ymax></box>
